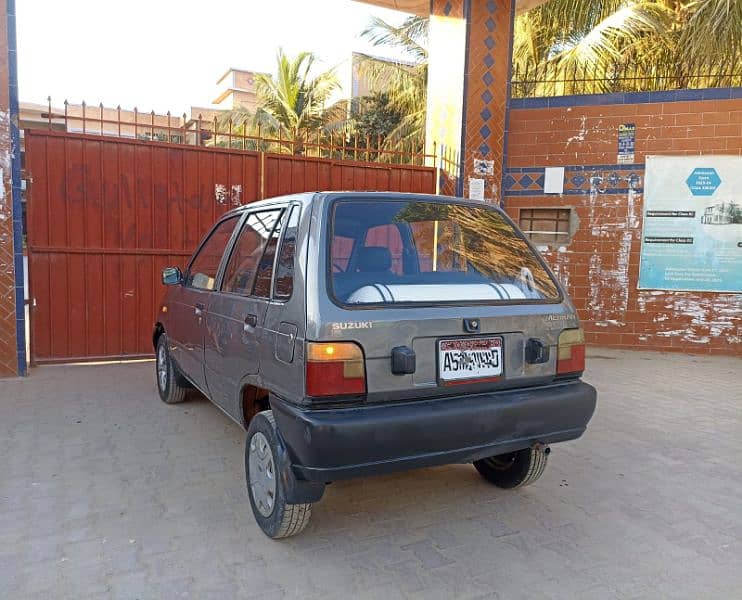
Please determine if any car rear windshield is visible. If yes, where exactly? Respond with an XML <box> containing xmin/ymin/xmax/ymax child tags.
<box><xmin>329</xmin><ymin>200</ymin><xmax>560</xmax><ymax>305</ymax></box>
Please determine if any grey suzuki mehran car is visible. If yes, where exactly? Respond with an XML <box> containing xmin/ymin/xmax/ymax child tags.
<box><xmin>153</xmin><ymin>192</ymin><xmax>596</xmax><ymax>538</ymax></box>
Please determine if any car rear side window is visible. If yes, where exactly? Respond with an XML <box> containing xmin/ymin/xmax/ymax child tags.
<box><xmin>252</xmin><ymin>211</ymin><xmax>285</xmax><ymax>298</ymax></box>
<box><xmin>329</xmin><ymin>200</ymin><xmax>560</xmax><ymax>305</ymax></box>
<box><xmin>185</xmin><ymin>215</ymin><xmax>240</xmax><ymax>290</ymax></box>
<box><xmin>273</xmin><ymin>205</ymin><xmax>300</xmax><ymax>300</ymax></box>
<box><xmin>222</xmin><ymin>209</ymin><xmax>282</xmax><ymax>296</ymax></box>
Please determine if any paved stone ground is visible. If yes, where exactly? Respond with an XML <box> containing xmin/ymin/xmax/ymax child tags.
<box><xmin>1</xmin><ymin>349</ymin><xmax>740</xmax><ymax>599</ymax></box>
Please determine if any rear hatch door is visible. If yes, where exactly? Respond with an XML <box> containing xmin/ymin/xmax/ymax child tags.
<box><xmin>317</xmin><ymin>196</ymin><xmax>579</xmax><ymax>402</ymax></box>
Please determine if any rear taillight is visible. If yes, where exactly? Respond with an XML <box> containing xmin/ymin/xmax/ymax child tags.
<box><xmin>306</xmin><ymin>342</ymin><xmax>366</xmax><ymax>397</ymax></box>
<box><xmin>557</xmin><ymin>328</ymin><xmax>585</xmax><ymax>376</ymax></box>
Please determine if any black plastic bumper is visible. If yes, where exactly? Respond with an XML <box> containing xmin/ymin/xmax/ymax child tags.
<box><xmin>271</xmin><ymin>380</ymin><xmax>597</xmax><ymax>482</ymax></box>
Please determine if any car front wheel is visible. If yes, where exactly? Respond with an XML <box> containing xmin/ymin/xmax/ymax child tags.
<box><xmin>246</xmin><ymin>410</ymin><xmax>312</xmax><ymax>538</ymax></box>
<box><xmin>473</xmin><ymin>446</ymin><xmax>549</xmax><ymax>489</ymax></box>
<box><xmin>155</xmin><ymin>334</ymin><xmax>189</xmax><ymax>404</ymax></box>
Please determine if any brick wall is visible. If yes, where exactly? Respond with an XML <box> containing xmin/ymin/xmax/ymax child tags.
<box><xmin>0</xmin><ymin>0</ymin><xmax>24</xmax><ymax>377</ymax></box>
<box><xmin>504</xmin><ymin>90</ymin><xmax>742</xmax><ymax>355</ymax></box>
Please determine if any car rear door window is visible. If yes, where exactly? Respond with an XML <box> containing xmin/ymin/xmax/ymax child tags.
<box><xmin>273</xmin><ymin>205</ymin><xmax>300</xmax><ymax>300</ymax></box>
<box><xmin>222</xmin><ymin>209</ymin><xmax>282</xmax><ymax>296</ymax></box>
<box><xmin>185</xmin><ymin>215</ymin><xmax>240</xmax><ymax>290</ymax></box>
<box><xmin>252</xmin><ymin>211</ymin><xmax>285</xmax><ymax>299</ymax></box>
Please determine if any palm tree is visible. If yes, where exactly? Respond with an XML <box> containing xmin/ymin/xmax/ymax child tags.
<box><xmin>512</xmin><ymin>0</ymin><xmax>742</xmax><ymax>96</ymax></box>
<box><xmin>222</xmin><ymin>49</ymin><xmax>344</xmax><ymax>154</ymax></box>
<box><xmin>359</xmin><ymin>2</ymin><xmax>741</xmax><ymax>103</ymax></box>
<box><xmin>356</xmin><ymin>16</ymin><xmax>428</xmax><ymax>153</ymax></box>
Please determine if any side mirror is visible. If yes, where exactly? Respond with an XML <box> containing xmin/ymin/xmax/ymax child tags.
<box><xmin>162</xmin><ymin>266</ymin><xmax>182</xmax><ymax>286</ymax></box>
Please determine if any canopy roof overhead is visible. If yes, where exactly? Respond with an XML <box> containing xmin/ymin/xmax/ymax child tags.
<box><xmin>355</xmin><ymin>0</ymin><xmax>549</xmax><ymax>16</ymax></box>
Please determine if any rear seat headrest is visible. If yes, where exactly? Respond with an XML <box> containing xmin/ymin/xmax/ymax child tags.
<box><xmin>357</xmin><ymin>247</ymin><xmax>392</xmax><ymax>272</ymax></box>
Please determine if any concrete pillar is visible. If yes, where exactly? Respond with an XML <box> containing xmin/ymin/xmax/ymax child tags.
<box><xmin>426</xmin><ymin>0</ymin><xmax>516</xmax><ymax>203</ymax></box>
<box><xmin>425</xmin><ymin>1</ymin><xmax>467</xmax><ymax>166</ymax></box>
<box><xmin>0</xmin><ymin>0</ymin><xmax>25</xmax><ymax>377</ymax></box>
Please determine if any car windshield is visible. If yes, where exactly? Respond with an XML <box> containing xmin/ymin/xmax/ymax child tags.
<box><xmin>329</xmin><ymin>200</ymin><xmax>560</xmax><ymax>305</ymax></box>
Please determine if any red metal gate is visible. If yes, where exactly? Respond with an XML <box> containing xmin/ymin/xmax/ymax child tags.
<box><xmin>26</xmin><ymin>131</ymin><xmax>260</xmax><ymax>363</ymax></box>
<box><xmin>263</xmin><ymin>153</ymin><xmax>436</xmax><ymax>197</ymax></box>
<box><xmin>25</xmin><ymin>129</ymin><xmax>436</xmax><ymax>363</ymax></box>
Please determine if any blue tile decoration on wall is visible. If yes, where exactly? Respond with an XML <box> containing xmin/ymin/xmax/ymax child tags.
<box><xmin>510</xmin><ymin>86</ymin><xmax>741</xmax><ymax>110</ymax></box>
<box><xmin>443</xmin><ymin>1</ymin><xmax>452</xmax><ymax>16</ymax></box>
<box><xmin>504</xmin><ymin>164</ymin><xmax>645</xmax><ymax>196</ymax></box>
<box><xmin>473</xmin><ymin>0</ymin><xmax>501</xmax><ymax>165</ymax></box>
<box><xmin>519</xmin><ymin>174</ymin><xmax>534</xmax><ymax>187</ymax></box>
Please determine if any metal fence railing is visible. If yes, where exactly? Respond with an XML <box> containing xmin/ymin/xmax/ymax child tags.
<box><xmin>511</xmin><ymin>63</ymin><xmax>742</xmax><ymax>98</ymax></box>
<box><xmin>437</xmin><ymin>144</ymin><xmax>461</xmax><ymax>196</ymax></box>
<box><xmin>35</xmin><ymin>97</ymin><xmax>436</xmax><ymax>167</ymax></box>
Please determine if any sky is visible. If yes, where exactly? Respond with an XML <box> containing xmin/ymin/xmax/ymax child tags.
<box><xmin>17</xmin><ymin>0</ymin><xmax>411</xmax><ymax>114</ymax></box>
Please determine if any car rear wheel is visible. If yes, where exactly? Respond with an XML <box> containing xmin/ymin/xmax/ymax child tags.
<box><xmin>155</xmin><ymin>334</ymin><xmax>189</xmax><ymax>404</ymax></box>
<box><xmin>246</xmin><ymin>410</ymin><xmax>312</xmax><ymax>538</ymax></box>
<box><xmin>473</xmin><ymin>446</ymin><xmax>549</xmax><ymax>489</ymax></box>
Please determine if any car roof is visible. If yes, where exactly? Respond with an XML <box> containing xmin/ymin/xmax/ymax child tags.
<box><xmin>220</xmin><ymin>192</ymin><xmax>496</xmax><ymax>220</ymax></box>
<box><xmin>219</xmin><ymin>192</ymin><xmax>315</xmax><ymax>219</ymax></box>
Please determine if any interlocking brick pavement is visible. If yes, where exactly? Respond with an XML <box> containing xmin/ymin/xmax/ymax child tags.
<box><xmin>1</xmin><ymin>349</ymin><xmax>741</xmax><ymax>599</ymax></box>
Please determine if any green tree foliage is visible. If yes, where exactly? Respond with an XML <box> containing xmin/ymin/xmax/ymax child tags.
<box><xmin>356</xmin><ymin>16</ymin><xmax>428</xmax><ymax>153</ymax></box>
<box><xmin>352</xmin><ymin>92</ymin><xmax>403</xmax><ymax>141</ymax></box>
<box><xmin>359</xmin><ymin>2</ymin><xmax>741</xmax><ymax>104</ymax></box>
<box><xmin>221</xmin><ymin>49</ymin><xmax>344</xmax><ymax>154</ymax></box>
<box><xmin>512</xmin><ymin>0</ymin><xmax>742</xmax><ymax>96</ymax></box>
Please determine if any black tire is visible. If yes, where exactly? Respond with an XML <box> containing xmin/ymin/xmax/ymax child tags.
<box><xmin>155</xmin><ymin>334</ymin><xmax>189</xmax><ymax>404</ymax></box>
<box><xmin>246</xmin><ymin>410</ymin><xmax>312</xmax><ymax>539</ymax></box>
<box><xmin>473</xmin><ymin>446</ymin><xmax>549</xmax><ymax>489</ymax></box>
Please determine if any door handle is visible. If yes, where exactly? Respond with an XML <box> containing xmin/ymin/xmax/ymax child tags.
<box><xmin>194</xmin><ymin>302</ymin><xmax>205</xmax><ymax>316</ymax></box>
<box><xmin>244</xmin><ymin>313</ymin><xmax>258</xmax><ymax>328</ymax></box>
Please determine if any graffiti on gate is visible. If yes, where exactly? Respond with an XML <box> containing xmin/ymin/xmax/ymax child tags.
<box><xmin>215</xmin><ymin>184</ymin><xmax>244</xmax><ymax>206</ymax></box>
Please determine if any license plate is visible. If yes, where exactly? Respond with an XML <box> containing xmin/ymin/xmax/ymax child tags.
<box><xmin>438</xmin><ymin>337</ymin><xmax>503</xmax><ymax>383</ymax></box>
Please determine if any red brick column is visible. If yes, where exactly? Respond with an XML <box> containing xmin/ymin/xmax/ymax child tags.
<box><xmin>0</xmin><ymin>0</ymin><xmax>21</xmax><ymax>377</ymax></box>
<box><xmin>460</xmin><ymin>0</ymin><xmax>516</xmax><ymax>202</ymax></box>
<box><xmin>427</xmin><ymin>0</ymin><xmax>516</xmax><ymax>202</ymax></box>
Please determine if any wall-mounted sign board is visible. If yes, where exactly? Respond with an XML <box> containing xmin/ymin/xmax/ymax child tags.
<box><xmin>638</xmin><ymin>155</ymin><xmax>742</xmax><ymax>292</ymax></box>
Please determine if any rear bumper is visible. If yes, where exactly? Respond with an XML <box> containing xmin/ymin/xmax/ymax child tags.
<box><xmin>271</xmin><ymin>380</ymin><xmax>597</xmax><ymax>482</ymax></box>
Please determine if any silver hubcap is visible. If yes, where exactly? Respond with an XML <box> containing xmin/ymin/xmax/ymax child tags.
<box><xmin>249</xmin><ymin>432</ymin><xmax>276</xmax><ymax>517</ymax></box>
<box><xmin>157</xmin><ymin>344</ymin><xmax>167</xmax><ymax>391</ymax></box>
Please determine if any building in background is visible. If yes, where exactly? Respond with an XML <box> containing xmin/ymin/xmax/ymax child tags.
<box><xmin>187</xmin><ymin>68</ymin><xmax>263</xmax><ymax>125</ymax></box>
<box><xmin>19</xmin><ymin>101</ymin><xmax>185</xmax><ymax>140</ymax></box>
<box><xmin>350</xmin><ymin>51</ymin><xmax>414</xmax><ymax>101</ymax></box>
<box><xmin>19</xmin><ymin>67</ymin><xmax>268</xmax><ymax>142</ymax></box>
<box><xmin>211</xmin><ymin>68</ymin><xmax>264</xmax><ymax>112</ymax></box>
